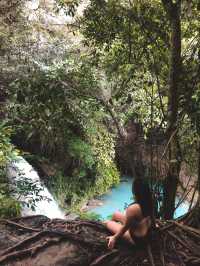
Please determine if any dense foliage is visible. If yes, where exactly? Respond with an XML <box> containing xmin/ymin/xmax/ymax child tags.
<box><xmin>0</xmin><ymin>0</ymin><xmax>199</xmax><ymax>220</ymax></box>
<box><xmin>76</xmin><ymin>0</ymin><xmax>200</xmax><ymax>218</ymax></box>
<box><xmin>0</xmin><ymin>124</ymin><xmax>21</xmax><ymax>217</ymax></box>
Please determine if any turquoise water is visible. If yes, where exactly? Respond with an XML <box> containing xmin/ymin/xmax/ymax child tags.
<box><xmin>88</xmin><ymin>177</ymin><xmax>189</xmax><ymax>220</ymax></box>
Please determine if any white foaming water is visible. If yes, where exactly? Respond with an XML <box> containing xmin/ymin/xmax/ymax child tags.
<box><xmin>7</xmin><ymin>156</ymin><xmax>65</xmax><ymax>219</ymax></box>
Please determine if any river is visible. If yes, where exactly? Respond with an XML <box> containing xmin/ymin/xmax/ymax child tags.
<box><xmin>87</xmin><ymin>176</ymin><xmax>189</xmax><ymax>220</ymax></box>
<box><xmin>7</xmin><ymin>158</ymin><xmax>189</xmax><ymax>220</ymax></box>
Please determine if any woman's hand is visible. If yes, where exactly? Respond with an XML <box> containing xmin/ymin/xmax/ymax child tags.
<box><xmin>106</xmin><ymin>235</ymin><xmax>117</xmax><ymax>249</ymax></box>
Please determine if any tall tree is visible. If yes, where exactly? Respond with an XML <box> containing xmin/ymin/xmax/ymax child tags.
<box><xmin>161</xmin><ymin>0</ymin><xmax>182</xmax><ymax>219</ymax></box>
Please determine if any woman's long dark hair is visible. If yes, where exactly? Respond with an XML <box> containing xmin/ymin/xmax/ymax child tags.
<box><xmin>132</xmin><ymin>178</ymin><xmax>154</xmax><ymax>219</ymax></box>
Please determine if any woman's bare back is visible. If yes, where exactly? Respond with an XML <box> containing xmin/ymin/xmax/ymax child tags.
<box><xmin>105</xmin><ymin>203</ymin><xmax>152</xmax><ymax>248</ymax></box>
<box><xmin>126</xmin><ymin>204</ymin><xmax>151</xmax><ymax>239</ymax></box>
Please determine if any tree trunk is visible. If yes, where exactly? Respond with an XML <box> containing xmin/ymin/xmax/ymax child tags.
<box><xmin>193</xmin><ymin>141</ymin><xmax>200</xmax><ymax>227</ymax></box>
<box><xmin>197</xmin><ymin>142</ymin><xmax>200</xmax><ymax>203</ymax></box>
<box><xmin>162</xmin><ymin>0</ymin><xmax>182</xmax><ymax>219</ymax></box>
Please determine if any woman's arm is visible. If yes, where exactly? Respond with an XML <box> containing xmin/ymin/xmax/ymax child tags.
<box><xmin>107</xmin><ymin>222</ymin><xmax>131</xmax><ymax>249</ymax></box>
<box><xmin>107</xmin><ymin>210</ymin><xmax>133</xmax><ymax>249</ymax></box>
<box><xmin>113</xmin><ymin>221</ymin><xmax>130</xmax><ymax>239</ymax></box>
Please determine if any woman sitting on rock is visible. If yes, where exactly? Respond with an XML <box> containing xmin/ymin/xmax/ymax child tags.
<box><xmin>105</xmin><ymin>178</ymin><xmax>154</xmax><ymax>249</ymax></box>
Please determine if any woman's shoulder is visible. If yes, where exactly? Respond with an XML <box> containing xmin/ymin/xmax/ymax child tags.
<box><xmin>126</xmin><ymin>203</ymin><xmax>142</xmax><ymax>216</ymax></box>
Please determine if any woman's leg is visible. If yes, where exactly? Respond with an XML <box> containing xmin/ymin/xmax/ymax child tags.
<box><xmin>105</xmin><ymin>220</ymin><xmax>134</xmax><ymax>244</ymax></box>
<box><xmin>111</xmin><ymin>211</ymin><xmax>126</xmax><ymax>224</ymax></box>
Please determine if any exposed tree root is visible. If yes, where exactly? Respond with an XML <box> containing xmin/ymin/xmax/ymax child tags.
<box><xmin>0</xmin><ymin>215</ymin><xmax>199</xmax><ymax>266</ymax></box>
<box><xmin>0</xmin><ymin>219</ymin><xmax>40</xmax><ymax>232</ymax></box>
<box><xmin>173</xmin><ymin>221</ymin><xmax>200</xmax><ymax>237</ymax></box>
<box><xmin>147</xmin><ymin>244</ymin><xmax>156</xmax><ymax>266</ymax></box>
<box><xmin>0</xmin><ymin>231</ymin><xmax>45</xmax><ymax>256</ymax></box>
<box><xmin>0</xmin><ymin>238</ymin><xmax>61</xmax><ymax>265</ymax></box>
<box><xmin>11</xmin><ymin>215</ymin><xmax>49</xmax><ymax>223</ymax></box>
<box><xmin>90</xmin><ymin>250</ymin><xmax>119</xmax><ymax>266</ymax></box>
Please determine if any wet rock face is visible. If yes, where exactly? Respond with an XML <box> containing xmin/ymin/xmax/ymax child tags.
<box><xmin>26</xmin><ymin>158</ymin><xmax>59</xmax><ymax>182</ymax></box>
<box><xmin>116</xmin><ymin>119</ymin><xmax>145</xmax><ymax>175</ymax></box>
<box><xmin>116</xmin><ymin>119</ymin><xmax>167</xmax><ymax>179</ymax></box>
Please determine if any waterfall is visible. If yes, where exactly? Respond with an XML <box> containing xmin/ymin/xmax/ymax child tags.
<box><xmin>7</xmin><ymin>156</ymin><xmax>65</xmax><ymax>219</ymax></box>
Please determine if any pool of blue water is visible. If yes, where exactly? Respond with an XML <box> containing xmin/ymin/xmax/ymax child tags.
<box><xmin>88</xmin><ymin>177</ymin><xmax>189</xmax><ymax>220</ymax></box>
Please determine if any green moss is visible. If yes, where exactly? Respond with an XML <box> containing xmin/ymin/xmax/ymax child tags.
<box><xmin>78</xmin><ymin>211</ymin><xmax>102</xmax><ymax>221</ymax></box>
<box><xmin>94</xmin><ymin>161</ymin><xmax>120</xmax><ymax>195</ymax></box>
<box><xmin>0</xmin><ymin>172</ymin><xmax>21</xmax><ymax>218</ymax></box>
<box><xmin>68</xmin><ymin>138</ymin><xmax>95</xmax><ymax>170</ymax></box>
<box><xmin>0</xmin><ymin>195</ymin><xmax>21</xmax><ymax>218</ymax></box>
<box><xmin>48</xmin><ymin>158</ymin><xmax>120</xmax><ymax>214</ymax></box>
<box><xmin>47</xmin><ymin>122</ymin><xmax>120</xmax><ymax>212</ymax></box>
<box><xmin>0</xmin><ymin>123</ymin><xmax>21</xmax><ymax>218</ymax></box>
